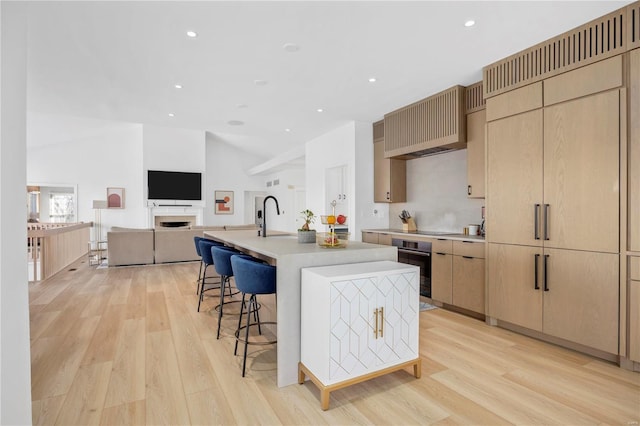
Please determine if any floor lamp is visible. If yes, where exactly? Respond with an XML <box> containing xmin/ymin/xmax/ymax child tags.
<box><xmin>92</xmin><ymin>200</ymin><xmax>107</xmax><ymax>241</ymax></box>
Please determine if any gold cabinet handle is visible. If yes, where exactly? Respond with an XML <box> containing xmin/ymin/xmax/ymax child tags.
<box><xmin>380</xmin><ymin>307</ymin><xmax>384</xmax><ymax>338</ymax></box>
<box><xmin>374</xmin><ymin>308</ymin><xmax>379</xmax><ymax>338</ymax></box>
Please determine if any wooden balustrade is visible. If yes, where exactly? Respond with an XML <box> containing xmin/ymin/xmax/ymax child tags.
<box><xmin>27</xmin><ymin>222</ymin><xmax>92</xmax><ymax>282</ymax></box>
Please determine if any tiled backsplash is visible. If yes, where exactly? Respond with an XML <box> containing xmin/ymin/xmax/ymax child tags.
<box><xmin>389</xmin><ymin>149</ymin><xmax>484</xmax><ymax>233</ymax></box>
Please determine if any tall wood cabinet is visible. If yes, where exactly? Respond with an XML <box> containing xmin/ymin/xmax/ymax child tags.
<box><xmin>373</xmin><ymin>120</ymin><xmax>406</xmax><ymax>203</ymax></box>
<box><xmin>486</xmin><ymin>67</ymin><xmax>621</xmax><ymax>355</ymax></box>
<box><xmin>466</xmin><ymin>109</ymin><xmax>486</xmax><ymax>198</ymax></box>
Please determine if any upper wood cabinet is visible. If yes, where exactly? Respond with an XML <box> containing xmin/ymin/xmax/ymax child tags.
<box><xmin>383</xmin><ymin>86</ymin><xmax>466</xmax><ymax>158</ymax></box>
<box><xmin>466</xmin><ymin>109</ymin><xmax>486</xmax><ymax>198</ymax></box>
<box><xmin>373</xmin><ymin>120</ymin><xmax>406</xmax><ymax>203</ymax></box>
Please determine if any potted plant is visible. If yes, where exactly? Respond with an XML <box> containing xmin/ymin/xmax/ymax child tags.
<box><xmin>298</xmin><ymin>209</ymin><xmax>317</xmax><ymax>243</ymax></box>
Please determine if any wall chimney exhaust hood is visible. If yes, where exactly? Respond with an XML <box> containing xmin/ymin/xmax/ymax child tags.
<box><xmin>383</xmin><ymin>85</ymin><xmax>466</xmax><ymax>160</ymax></box>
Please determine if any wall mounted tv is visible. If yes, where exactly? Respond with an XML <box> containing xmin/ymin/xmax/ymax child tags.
<box><xmin>147</xmin><ymin>170</ymin><xmax>202</xmax><ymax>201</ymax></box>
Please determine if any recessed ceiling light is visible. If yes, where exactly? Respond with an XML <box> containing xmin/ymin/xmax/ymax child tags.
<box><xmin>283</xmin><ymin>43</ymin><xmax>300</xmax><ymax>53</ymax></box>
<box><xmin>254</xmin><ymin>80</ymin><xmax>268</xmax><ymax>86</ymax></box>
<box><xmin>237</xmin><ymin>104</ymin><xmax>248</xmax><ymax>109</ymax></box>
<box><xmin>368</xmin><ymin>77</ymin><xmax>377</xmax><ymax>83</ymax></box>
<box><xmin>186</xmin><ymin>31</ymin><xmax>198</xmax><ymax>38</ymax></box>
<box><xmin>228</xmin><ymin>120</ymin><xmax>244</xmax><ymax>126</ymax></box>
<box><xmin>168</xmin><ymin>113</ymin><xmax>175</xmax><ymax>117</ymax></box>
<box><xmin>285</xmin><ymin>128</ymin><xmax>291</xmax><ymax>132</ymax></box>
<box><xmin>174</xmin><ymin>84</ymin><xmax>182</xmax><ymax>89</ymax></box>
<box><xmin>464</xmin><ymin>20</ymin><xmax>475</xmax><ymax>27</ymax></box>
<box><xmin>317</xmin><ymin>108</ymin><xmax>324</xmax><ymax>113</ymax></box>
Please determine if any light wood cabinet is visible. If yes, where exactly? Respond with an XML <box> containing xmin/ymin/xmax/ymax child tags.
<box><xmin>486</xmin><ymin>84</ymin><xmax>621</xmax><ymax>354</ymax></box>
<box><xmin>542</xmin><ymin>248</ymin><xmax>619</xmax><ymax>354</ymax></box>
<box><xmin>486</xmin><ymin>109</ymin><xmax>543</xmax><ymax>247</ymax></box>
<box><xmin>466</xmin><ymin>109</ymin><xmax>486</xmax><ymax>198</ymax></box>
<box><xmin>300</xmin><ymin>261</ymin><xmax>420</xmax><ymax>409</ymax></box>
<box><xmin>373</xmin><ymin>123</ymin><xmax>406</xmax><ymax>203</ymax></box>
<box><xmin>362</xmin><ymin>231</ymin><xmax>378</xmax><ymax>244</ymax></box>
<box><xmin>452</xmin><ymin>255</ymin><xmax>485</xmax><ymax>314</ymax></box>
<box><xmin>431</xmin><ymin>252</ymin><xmax>452</xmax><ymax>304</ymax></box>
<box><xmin>378</xmin><ymin>233</ymin><xmax>392</xmax><ymax>246</ymax></box>
<box><xmin>630</xmin><ymin>257</ymin><xmax>640</xmax><ymax>362</ymax></box>
<box><xmin>543</xmin><ymin>91</ymin><xmax>620</xmax><ymax>253</ymax></box>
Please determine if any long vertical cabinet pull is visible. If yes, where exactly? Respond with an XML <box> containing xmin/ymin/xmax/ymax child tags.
<box><xmin>534</xmin><ymin>254</ymin><xmax>540</xmax><ymax>290</ymax></box>
<box><xmin>373</xmin><ymin>308</ymin><xmax>379</xmax><ymax>338</ymax></box>
<box><xmin>379</xmin><ymin>307</ymin><xmax>384</xmax><ymax>338</ymax></box>
<box><xmin>534</xmin><ymin>204</ymin><xmax>541</xmax><ymax>240</ymax></box>
<box><xmin>543</xmin><ymin>254</ymin><xmax>550</xmax><ymax>291</ymax></box>
<box><xmin>544</xmin><ymin>204</ymin><xmax>550</xmax><ymax>240</ymax></box>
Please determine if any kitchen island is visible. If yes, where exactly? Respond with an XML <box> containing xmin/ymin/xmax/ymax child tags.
<box><xmin>203</xmin><ymin>230</ymin><xmax>397</xmax><ymax>387</ymax></box>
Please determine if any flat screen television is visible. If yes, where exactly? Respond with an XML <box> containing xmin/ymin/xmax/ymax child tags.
<box><xmin>147</xmin><ymin>170</ymin><xmax>202</xmax><ymax>200</ymax></box>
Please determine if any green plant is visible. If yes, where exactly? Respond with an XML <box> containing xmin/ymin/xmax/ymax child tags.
<box><xmin>299</xmin><ymin>209</ymin><xmax>316</xmax><ymax>231</ymax></box>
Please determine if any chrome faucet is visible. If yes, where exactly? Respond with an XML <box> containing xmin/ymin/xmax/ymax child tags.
<box><xmin>262</xmin><ymin>195</ymin><xmax>280</xmax><ymax>237</ymax></box>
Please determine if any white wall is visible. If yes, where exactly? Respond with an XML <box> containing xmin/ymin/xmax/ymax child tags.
<box><xmin>142</xmin><ymin>124</ymin><xmax>206</xmax><ymax>206</ymax></box>
<box><xmin>261</xmin><ymin>168</ymin><xmax>305</xmax><ymax>233</ymax></box>
<box><xmin>0</xmin><ymin>2</ymin><xmax>32</xmax><ymax>423</ymax></box>
<box><xmin>389</xmin><ymin>149</ymin><xmax>484</xmax><ymax>232</ymax></box>
<box><xmin>27</xmin><ymin>122</ymin><xmax>146</xmax><ymax>235</ymax></box>
<box><xmin>305</xmin><ymin>121</ymin><xmax>388</xmax><ymax>240</ymax></box>
<box><xmin>204</xmin><ymin>132</ymin><xmax>267</xmax><ymax>226</ymax></box>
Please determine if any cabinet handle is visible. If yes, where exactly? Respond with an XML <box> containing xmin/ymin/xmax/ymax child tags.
<box><xmin>534</xmin><ymin>204</ymin><xmax>541</xmax><ymax>240</ymax></box>
<box><xmin>374</xmin><ymin>308</ymin><xmax>379</xmax><ymax>338</ymax></box>
<box><xmin>544</xmin><ymin>254</ymin><xmax>550</xmax><ymax>291</ymax></box>
<box><xmin>462</xmin><ymin>256</ymin><xmax>474</xmax><ymax>259</ymax></box>
<box><xmin>379</xmin><ymin>307</ymin><xmax>384</xmax><ymax>338</ymax></box>
<box><xmin>544</xmin><ymin>204</ymin><xmax>550</xmax><ymax>241</ymax></box>
<box><xmin>436</xmin><ymin>252</ymin><xmax>447</xmax><ymax>256</ymax></box>
<box><xmin>468</xmin><ymin>185</ymin><xmax>472</xmax><ymax>196</ymax></box>
<box><xmin>534</xmin><ymin>254</ymin><xmax>540</xmax><ymax>290</ymax></box>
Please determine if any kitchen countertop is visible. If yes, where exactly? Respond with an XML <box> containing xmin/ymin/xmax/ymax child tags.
<box><xmin>362</xmin><ymin>228</ymin><xmax>485</xmax><ymax>242</ymax></box>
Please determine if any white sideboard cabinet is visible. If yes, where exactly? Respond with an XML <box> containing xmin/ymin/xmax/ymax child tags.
<box><xmin>299</xmin><ymin>261</ymin><xmax>421</xmax><ymax>410</ymax></box>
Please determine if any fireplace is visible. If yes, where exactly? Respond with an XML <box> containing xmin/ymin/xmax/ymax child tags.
<box><xmin>154</xmin><ymin>215</ymin><xmax>197</xmax><ymax>228</ymax></box>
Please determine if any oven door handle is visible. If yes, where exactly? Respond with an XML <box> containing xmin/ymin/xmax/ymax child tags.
<box><xmin>397</xmin><ymin>249</ymin><xmax>431</xmax><ymax>257</ymax></box>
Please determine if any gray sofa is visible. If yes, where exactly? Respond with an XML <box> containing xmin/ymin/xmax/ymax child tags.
<box><xmin>107</xmin><ymin>224</ymin><xmax>256</xmax><ymax>266</ymax></box>
<box><xmin>107</xmin><ymin>227</ymin><xmax>155</xmax><ymax>266</ymax></box>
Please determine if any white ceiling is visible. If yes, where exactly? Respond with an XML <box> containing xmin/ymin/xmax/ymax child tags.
<box><xmin>25</xmin><ymin>1</ymin><xmax>632</xmax><ymax>163</ymax></box>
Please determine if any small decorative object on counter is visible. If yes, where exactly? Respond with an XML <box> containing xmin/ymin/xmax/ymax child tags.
<box><xmin>318</xmin><ymin>201</ymin><xmax>349</xmax><ymax>248</ymax></box>
<box><xmin>399</xmin><ymin>210</ymin><xmax>417</xmax><ymax>232</ymax></box>
<box><xmin>298</xmin><ymin>209</ymin><xmax>317</xmax><ymax>243</ymax></box>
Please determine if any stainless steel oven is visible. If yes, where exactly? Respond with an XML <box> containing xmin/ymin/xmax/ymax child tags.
<box><xmin>392</xmin><ymin>238</ymin><xmax>431</xmax><ymax>298</ymax></box>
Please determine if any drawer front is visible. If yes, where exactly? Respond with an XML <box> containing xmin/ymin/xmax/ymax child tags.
<box><xmin>432</xmin><ymin>238</ymin><xmax>453</xmax><ymax>254</ymax></box>
<box><xmin>453</xmin><ymin>240</ymin><xmax>485</xmax><ymax>258</ymax></box>
<box><xmin>631</xmin><ymin>257</ymin><xmax>640</xmax><ymax>281</ymax></box>
<box><xmin>362</xmin><ymin>232</ymin><xmax>379</xmax><ymax>244</ymax></box>
<box><xmin>378</xmin><ymin>233</ymin><xmax>392</xmax><ymax>246</ymax></box>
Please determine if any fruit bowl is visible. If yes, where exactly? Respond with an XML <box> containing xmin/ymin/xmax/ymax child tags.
<box><xmin>316</xmin><ymin>232</ymin><xmax>350</xmax><ymax>248</ymax></box>
<box><xmin>320</xmin><ymin>215</ymin><xmax>347</xmax><ymax>225</ymax></box>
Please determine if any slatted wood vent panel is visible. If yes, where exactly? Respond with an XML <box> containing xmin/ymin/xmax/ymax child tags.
<box><xmin>484</xmin><ymin>4</ymin><xmax>635</xmax><ymax>98</ymax></box>
<box><xmin>465</xmin><ymin>81</ymin><xmax>485</xmax><ymax>114</ymax></box>
<box><xmin>384</xmin><ymin>85</ymin><xmax>466</xmax><ymax>158</ymax></box>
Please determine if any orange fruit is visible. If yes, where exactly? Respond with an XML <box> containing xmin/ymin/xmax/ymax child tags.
<box><xmin>327</xmin><ymin>215</ymin><xmax>336</xmax><ymax>224</ymax></box>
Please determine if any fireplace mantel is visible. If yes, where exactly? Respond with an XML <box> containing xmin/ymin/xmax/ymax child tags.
<box><xmin>148</xmin><ymin>206</ymin><xmax>203</xmax><ymax>228</ymax></box>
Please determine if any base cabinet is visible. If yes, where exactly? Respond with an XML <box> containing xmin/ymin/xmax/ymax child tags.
<box><xmin>300</xmin><ymin>261</ymin><xmax>421</xmax><ymax>409</ymax></box>
<box><xmin>452</xmin><ymin>256</ymin><xmax>485</xmax><ymax>314</ymax></box>
<box><xmin>488</xmin><ymin>243</ymin><xmax>619</xmax><ymax>354</ymax></box>
<box><xmin>629</xmin><ymin>257</ymin><xmax>640</xmax><ymax>362</ymax></box>
<box><xmin>431</xmin><ymin>252</ymin><xmax>452</xmax><ymax>304</ymax></box>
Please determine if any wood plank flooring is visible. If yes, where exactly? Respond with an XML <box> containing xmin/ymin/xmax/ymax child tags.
<box><xmin>30</xmin><ymin>257</ymin><xmax>640</xmax><ymax>425</ymax></box>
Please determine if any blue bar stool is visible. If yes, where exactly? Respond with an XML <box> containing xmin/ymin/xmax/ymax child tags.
<box><xmin>193</xmin><ymin>236</ymin><xmax>206</xmax><ymax>295</ymax></box>
<box><xmin>197</xmin><ymin>239</ymin><xmax>223</xmax><ymax>312</ymax></box>
<box><xmin>211</xmin><ymin>245</ymin><xmax>242</xmax><ymax>339</ymax></box>
<box><xmin>230</xmin><ymin>254</ymin><xmax>277</xmax><ymax>377</ymax></box>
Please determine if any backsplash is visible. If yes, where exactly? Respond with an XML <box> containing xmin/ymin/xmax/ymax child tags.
<box><xmin>389</xmin><ymin>149</ymin><xmax>484</xmax><ymax>233</ymax></box>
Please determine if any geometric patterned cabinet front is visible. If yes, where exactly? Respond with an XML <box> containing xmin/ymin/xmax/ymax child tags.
<box><xmin>300</xmin><ymin>261</ymin><xmax>421</xmax><ymax>410</ymax></box>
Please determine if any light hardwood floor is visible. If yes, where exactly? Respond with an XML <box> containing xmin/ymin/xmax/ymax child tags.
<box><xmin>30</xmin><ymin>257</ymin><xmax>639</xmax><ymax>425</ymax></box>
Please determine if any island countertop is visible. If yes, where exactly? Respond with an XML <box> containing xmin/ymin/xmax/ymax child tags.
<box><xmin>203</xmin><ymin>229</ymin><xmax>397</xmax><ymax>387</ymax></box>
